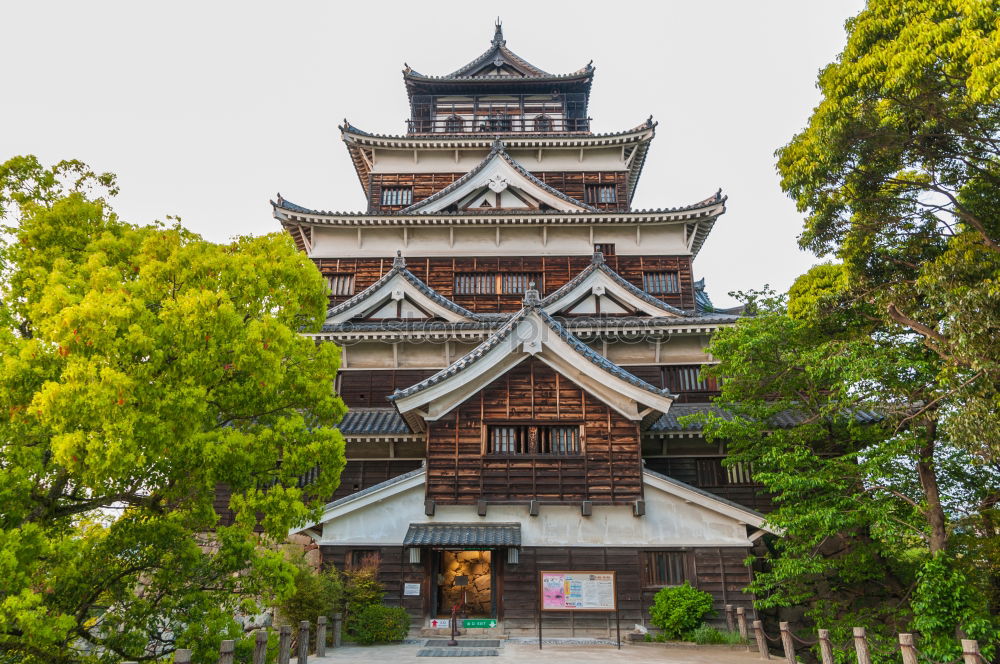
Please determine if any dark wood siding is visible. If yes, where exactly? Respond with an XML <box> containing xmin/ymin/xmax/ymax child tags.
<box><xmin>319</xmin><ymin>545</ymin><xmax>427</xmax><ymax>625</ymax></box>
<box><xmin>425</xmin><ymin>359</ymin><xmax>642</xmax><ymax>505</ymax></box>
<box><xmin>315</xmin><ymin>254</ymin><xmax>695</xmax><ymax>312</ymax></box>
<box><xmin>338</xmin><ymin>369</ymin><xmax>438</xmax><ymax>408</ymax></box>
<box><xmin>368</xmin><ymin>171</ymin><xmax>629</xmax><ymax>213</ymax></box>
<box><xmin>643</xmin><ymin>457</ymin><xmax>773</xmax><ymax>513</ymax></box>
<box><xmin>331</xmin><ymin>460</ymin><xmax>424</xmax><ymax>501</ymax></box>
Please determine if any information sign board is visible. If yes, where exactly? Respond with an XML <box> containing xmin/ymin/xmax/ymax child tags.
<box><xmin>539</xmin><ymin>571</ymin><xmax>617</xmax><ymax>611</ymax></box>
<box><xmin>403</xmin><ymin>583</ymin><xmax>421</xmax><ymax>596</ymax></box>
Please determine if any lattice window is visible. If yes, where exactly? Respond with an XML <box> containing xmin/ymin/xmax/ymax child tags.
<box><xmin>501</xmin><ymin>273</ymin><xmax>541</xmax><ymax>294</ymax></box>
<box><xmin>643</xmin><ymin>271</ymin><xmax>680</xmax><ymax>294</ymax></box>
<box><xmin>662</xmin><ymin>365</ymin><xmax>714</xmax><ymax>392</ymax></box>
<box><xmin>327</xmin><ymin>273</ymin><xmax>355</xmax><ymax>296</ymax></box>
<box><xmin>594</xmin><ymin>243</ymin><xmax>615</xmax><ymax>256</ymax></box>
<box><xmin>586</xmin><ymin>184</ymin><xmax>617</xmax><ymax>204</ymax></box>
<box><xmin>381</xmin><ymin>187</ymin><xmax>413</xmax><ymax>207</ymax></box>
<box><xmin>696</xmin><ymin>458</ymin><xmax>756</xmax><ymax>487</ymax></box>
<box><xmin>455</xmin><ymin>273</ymin><xmax>497</xmax><ymax>295</ymax></box>
<box><xmin>643</xmin><ymin>551</ymin><xmax>686</xmax><ymax>587</ymax></box>
<box><xmin>487</xmin><ymin>425</ymin><xmax>581</xmax><ymax>455</ymax></box>
<box><xmin>726</xmin><ymin>461</ymin><xmax>755</xmax><ymax>485</ymax></box>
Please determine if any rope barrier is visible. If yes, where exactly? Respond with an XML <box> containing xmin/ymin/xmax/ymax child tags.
<box><xmin>789</xmin><ymin>632</ymin><xmax>819</xmax><ymax>646</ymax></box>
<box><xmin>911</xmin><ymin>644</ymin><xmax>957</xmax><ymax>664</ymax></box>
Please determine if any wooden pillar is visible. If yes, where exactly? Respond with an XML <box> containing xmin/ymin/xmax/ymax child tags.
<box><xmin>853</xmin><ymin>627</ymin><xmax>872</xmax><ymax>664</ymax></box>
<box><xmin>779</xmin><ymin>622</ymin><xmax>795</xmax><ymax>664</ymax></box>
<box><xmin>278</xmin><ymin>625</ymin><xmax>292</xmax><ymax>664</ymax></box>
<box><xmin>174</xmin><ymin>650</ymin><xmax>193</xmax><ymax>664</ymax></box>
<box><xmin>316</xmin><ymin>616</ymin><xmax>327</xmax><ymax>657</ymax></box>
<box><xmin>818</xmin><ymin>629</ymin><xmax>834</xmax><ymax>664</ymax></box>
<box><xmin>333</xmin><ymin>613</ymin><xmax>343</xmax><ymax>648</ymax></box>
<box><xmin>218</xmin><ymin>639</ymin><xmax>235</xmax><ymax>664</ymax></box>
<box><xmin>962</xmin><ymin>639</ymin><xmax>981</xmax><ymax>664</ymax></box>
<box><xmin>898</xmin><ymin>633</ymin><xmax>918</xmax><ymax>664</ymax></box>
<box><xmin>252</xmin><ymin>629</ymin><xmax>268</xmax><ymax>664</ymax></box>
<box><xmin>753</xmin><ymin>620</ymin><xmax>770</xmax><ymax>660</ymax></box>
<box><xmin>736</xmin><ymin>607</ymin><xmax>748</xmax><ymax>643</ymax></box>
<box><xmin>297</xmin><ymin>620</ymin><xmax>310</xmax><ymax>663</ymax></box>
<box><xmin>726</xmin><ymin>605</ymin><xmax>735</xmax><ymax>632</ymax></box>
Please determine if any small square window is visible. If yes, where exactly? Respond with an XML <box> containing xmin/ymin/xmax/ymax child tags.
<box><xmin>643</xmin><ymin>551</ymin><xmax>686</xmax><ymax>587</ymax></box>
<box><xmin>327</xmin><ymin>273</ymin><xmax>355</xmax><ymax>296</ymax></box>
<box><xmin>381</xmin><ymin>187</ymin><xmax>413</xmax><ymax>207</ymax></box>
<box><xmin>643</xmin><ymin>271</ymin><xmax>680</xmax><ymax>294</ymax></box>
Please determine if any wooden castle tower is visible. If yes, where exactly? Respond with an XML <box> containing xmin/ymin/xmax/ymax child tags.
<box><xmin>273</xmin><ymin>23</ymin><xmax>774</xmax><ymax>635</ymax></box>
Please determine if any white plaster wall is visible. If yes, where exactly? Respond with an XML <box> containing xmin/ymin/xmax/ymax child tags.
<box><xmin>309</xmin><ymin>225</ymin><xmax>690</xmax><ymax>259</ymax></box>
<box><xmin>318</xmin><ymin>480</ymin><xmax>751</xmax><ymax>547</ymax></box>
<box><xmin>370</xmin><ymin>147</ymin><xmax>626</xmax><ymax>173</ymax></box>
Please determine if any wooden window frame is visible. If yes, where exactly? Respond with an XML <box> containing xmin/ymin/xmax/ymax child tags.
<box><xmin>585</xmin><ymin>184</ymin><xmax>617</xmax><ymax>205</ymax></box>
<box><xmin>593</xmin><ymin>243</ymin><xmax>615</xmax><ymax>256</ymax></box>
<box><xmin>327</xmin><ymin>273</ymin><xmax>355</xmax><ymax>296</ymax></box>
<box><xmin>455</xmin><ymin>272</ymin><xmax>543</xmax><ymax>296</ymax></box>
<box><xmin>642</xmin><ymin>550</ymin><xmax>688</xmax><ymax>588</ymax></box>
<box><xmin>380</xmin><ymin>186</ymin><xmax>413</xmax><ymax>207</ymax></box>
<box><xmin>482</xmin><ymin>422</ymin><xmax>584</xmax><ymax>457</ymax></box>
<box><xmin>643</xmin><ymin>271</ymin><xmax>680</xmax><ymax>294</ymax></box>
<box><xmin>345</xmin><ymin>548</ymin><xmax>382</xmax><ymax>570</ymax></box>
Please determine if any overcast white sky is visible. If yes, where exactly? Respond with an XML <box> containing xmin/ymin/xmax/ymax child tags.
<box><xmin>2</xmin><ymin>1</ymin><xmax>864</xmax><ymax>307</ymax></box>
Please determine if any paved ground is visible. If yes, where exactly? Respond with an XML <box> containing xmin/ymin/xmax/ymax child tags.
<box><xmin>309</xmin><ymin>639</ymin><xmax>760</xmax><ymax>663</ymax></box>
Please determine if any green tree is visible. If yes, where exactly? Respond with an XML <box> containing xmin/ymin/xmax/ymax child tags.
<box><xmin>0</xmin><ymin>156</ymin><xmax>346</xmax><ymax>663</ymax></box>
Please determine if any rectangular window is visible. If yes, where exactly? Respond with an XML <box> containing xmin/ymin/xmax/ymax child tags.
<box><xmin>455</xmin><ymin>273</ymin><xmax>541</xmax><ymax>295</ymax></box>
<box><xmin>345</xmin><ymin>549</ymin><xmax>381</xmax><ymax>570</ymax></box>
<box><xmin>327</xmin><ymin>273</ymin><xmax>355</xmax><ymax>296</ymax></box>
<box><xmin>643</xmin><ymin>271</ymin><xmax>680</xmax><ymax>294</ymax></box>
<box><xmin>486</xmin><ymin>424</ymin><xmax>581</xmax><ymax>455</ymax></box>
<box><xmin>593</xmin><ymin>243</ymin><xmax>615</xmax><ymax>256</ymax></box>
<box><xmin>380</xmin><ymin>187</ymin><xmax>413</xmax><ymax>207</ymax></box>
<box><xmin>696</xmin><ymin>458</ymin><xmax>756</xmax><ymax>486</ymax></box>
<box><xmin>643</xmin><ymin>551</ymin><xmax>686</xmax><ymax>587</ymax></box>
<box><xmin>586</xmin><ymin>184</ymin><xmax>617</xmax><ymax>204</ymax></box>
<box><xmin>662</xmin><ymin>365</ymin><xmax>719</xmax><ymax>393</ymax></box>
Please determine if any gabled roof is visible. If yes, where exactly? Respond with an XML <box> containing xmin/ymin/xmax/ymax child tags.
<box><xmin>403</xmin><ymin>22</ymin><xmax>593</xmax><ymax>85</ymax></box>
<box><xmin>397</xmin><ymin>140</ymin><xmax>596</xmax><ymax>214</ymax></box>
<box><xmin>389</xmin><ymin>287</ymin><xmax>675</xmax><ymax>431</ymax></box>
<box><xmin>541</xmin><ymin>252</ymin><xmax>689</xmax><ymax>318</ymax></box>
<box><xmin>643</xmin><ymin>468</ymin><xmax>775</xmax><ymax>532</ymax></box>
<box><xmin>325</xmin><ymin>252</ymin><xmax>500</xmax><ymax>324</ymax></box>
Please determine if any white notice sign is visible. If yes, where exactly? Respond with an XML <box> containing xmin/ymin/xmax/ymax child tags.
<box><xmin>429</xmin><ymin>618</ymin><xmax>450</xmax><ymax>628</ymax></box>
<box><xmin>404</xmin><ymin>583</ymin><xmax>421</xmax><ymax>596</ymax></box>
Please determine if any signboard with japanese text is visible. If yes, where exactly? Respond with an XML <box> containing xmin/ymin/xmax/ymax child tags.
<box><xmin>539</xmin><ymin>571</ymin><xmax>617</xmax><ymax>612</ymax></box>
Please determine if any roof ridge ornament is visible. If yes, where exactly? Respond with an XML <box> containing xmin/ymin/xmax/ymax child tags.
<box><xmin>591</xmin><ymin>251</ymin><xmax>605</xmax><ymax>264</ymax></box>
<box><xmin>492</xmin><ymin>18</ymin><xmax>505</xmax><ymax>47</ymax></box>
<box><xmin>393</xmin><ymin>250</ymin><xmax>406</xmax><ymax>268</ymax></box>
<box><xmin>523</xmin><ymin>281</ymin><xmax>541</xmax><ymax>307</ymax></box>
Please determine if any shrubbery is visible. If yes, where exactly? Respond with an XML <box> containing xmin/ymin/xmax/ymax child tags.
<box><xmin>350</xmin><ymin>605</ymin><xmax>411</xmax><ymax>645</ymax></box>
<box><xmin>648</xmin><ymin>582</ymin><xmax>715</xmax><ymax>640</ymax></box>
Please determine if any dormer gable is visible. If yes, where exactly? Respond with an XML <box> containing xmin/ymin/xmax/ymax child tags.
<box><xmin>325</xmin><ymin>252</ymin><xmax>483</xmax><ymax>325</ymax></box>
<box><xmin>399</xmin><ymin>141</ymin><xmax>596</xmax><ymax>214</ymax></box>
<box><xmin>541</xmin><ymin>252</ymin><xmax>689</xmax><ymax>318</ymax></box>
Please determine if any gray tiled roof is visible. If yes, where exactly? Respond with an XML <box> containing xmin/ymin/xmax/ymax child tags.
<box><xmin>397</xmin><ymin>139</ymin><xmax>597</xmax><ymax>214</ymax></box>
<box><xmin>324</xmin><ymin>254</ymin><xmax>489</xmax><ymax>322</ymax></box>
<box><xmin>540</xmin><ymin>252</ymin><xmax>690</xmax><ymax>317</ymax></box>
<box><xmin>337</xmin><ymin>408</ymin><xmax>411</xmax><ymax>435</ymax></box>
<box><xmin>340</xmin><ymin>119</ymin><xmax>653</xmax><ymax>143</ymax></box>
<box><xmin>322</xmin><ymin>467</ymin><xmax>425</xmax><ymax>511</ymax></box>
<box><xmin>648</xmin><ymin>403</ymin><xmax>884</xmax><ymax>432</ymax></box>
<box><xmin>318</xmin><ymin>314</ymin><xmax>739</xmax><ymax>334</ymax></box>
<box><xmin>389</xmin><ymin>302</ymin><xmax>675</xmax><ymax>402</ymax></box>
<box><xmin>403</xmin><ymin>522</ymin><xmax>521</xmax><ymax>547</ymax></box>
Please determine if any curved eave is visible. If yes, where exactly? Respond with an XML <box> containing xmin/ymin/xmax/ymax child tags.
<box><xmin>402</xmin><ymin>69</ymin><xmax>594</xmax><ymax>101</ymax></box>
<box><xmin>340</xmin><ymin>121</ymin><xmax>654</xmax><ymax>149</ymax></box>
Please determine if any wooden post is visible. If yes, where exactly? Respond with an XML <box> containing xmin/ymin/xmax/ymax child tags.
<box><xmin>316</xmin><ymin>616</ymin><xmax>327</xmax><ymax>657</ymax></box>
<box><xmin>737</xmin><ymin>607</ymin><xmax>748</xmax><ymax>642</ymax></box>
<box><xmin>278</xmin><ymin>625</ymin><xmax>292</xmax><ymax>664</ymax></box>
<box><xmin>753</xmin><ymin>620</ymin><xmax>770</xmax><ymax>660</ymax></box>
<box><xmin>962</xmin><ymin>639</ymin><xmax>981</xmax><ymax>664</ymax></box>
<box><xmin>853</xmin><ymin>627</ymin><xmax>872</xmax><ymax>664</ymax></box>
<box><xmin>297</xmin><ymin>620</ymin><xmax>310</xmax><ymax>663</ymax></box>
<box><xmin>818</xmin><ymin>629</ymin><xmax>834</xmax><ymax>664</ymax></box>
<box><xmin>779</xmin><ymin>622</ymin><xmax>795</xmax><ymax>664</ymax></box>
<box><xmin>333</xmin><ymin>613</ymin><xmax>343</xmax><ymax>648</ymax></box>
<box><xmin>218</xmin><ymin>639</ymin><xmax>235</xmax><ymax>664</ymax></box>
<box><xmin>726</xmin><ymin>605</ymin><xmax>735</xmax><ymax>632</ymax></box>
<box><xmin>898</xmin><ymin>633</ymin><xmax>918</xmax><ymax>664</ymax></box>
<box><xmin>174</xmin><ymin>650</ymin><xmax>193</xmax><ymax>664</ymax></box>
<box><xmin>252</xmin><ymin>629</ymin><xmax>268</xmax><ymax>664</ymax></box>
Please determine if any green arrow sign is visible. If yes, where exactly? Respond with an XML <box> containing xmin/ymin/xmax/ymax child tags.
<box><xmin>462</xmin><ymin>619</ymin><xmax>497</xmax><ymax>628</ymax></box>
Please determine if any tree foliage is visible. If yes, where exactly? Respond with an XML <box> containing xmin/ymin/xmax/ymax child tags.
<box><xmin>0</xmin><ymin>156</ymin><xmax>346</xmax><ymax>663</ymax></box>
